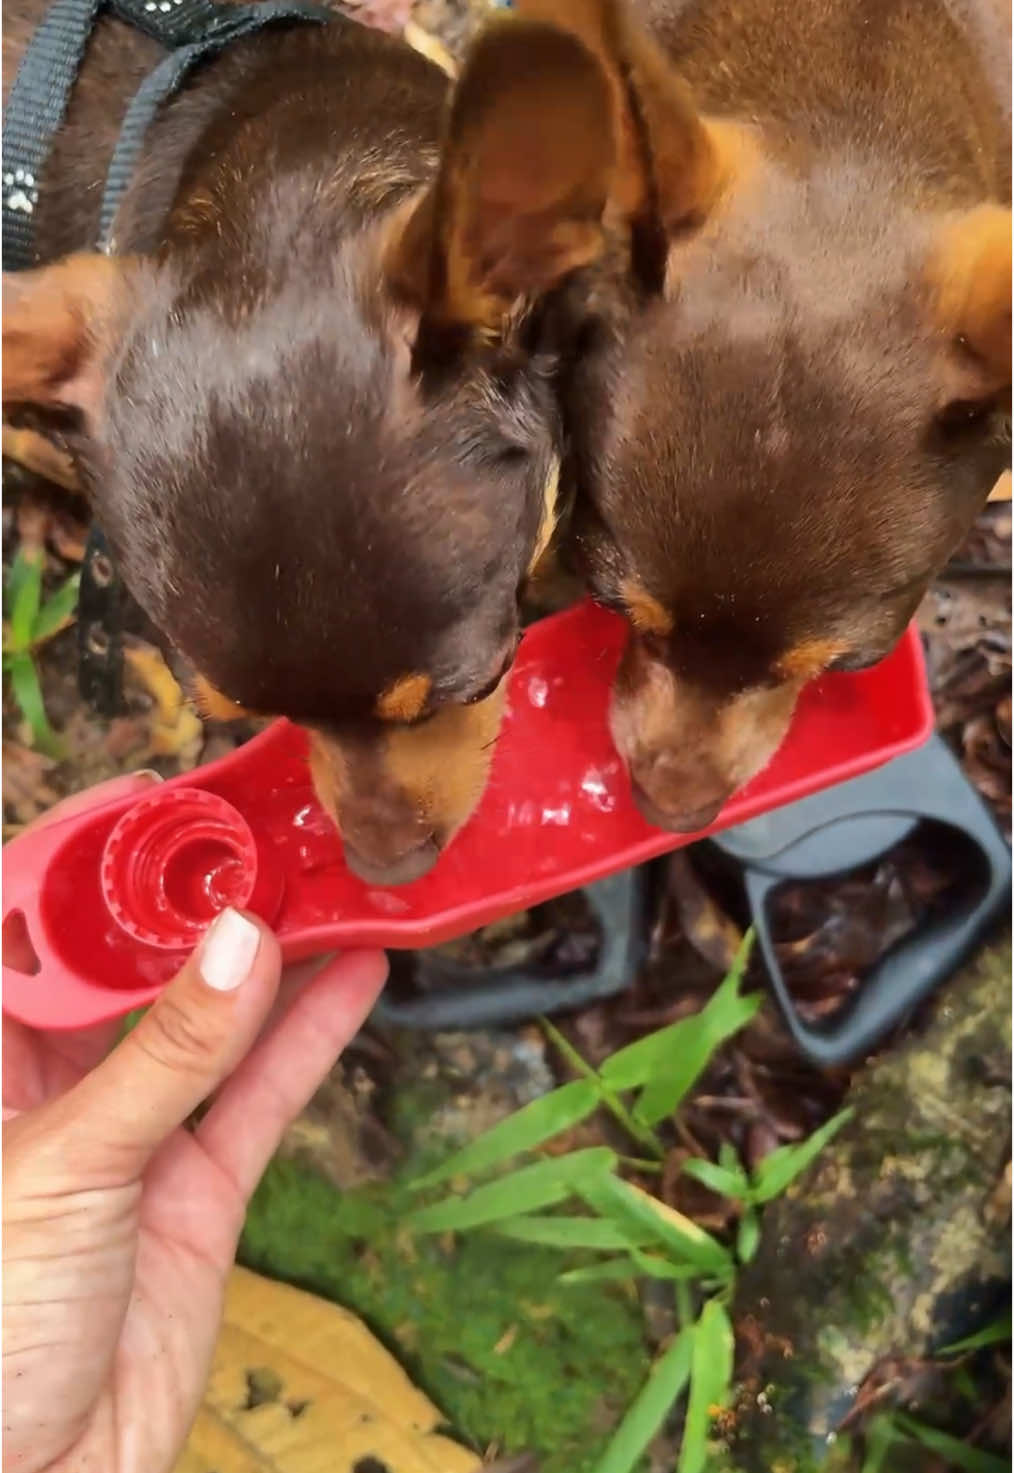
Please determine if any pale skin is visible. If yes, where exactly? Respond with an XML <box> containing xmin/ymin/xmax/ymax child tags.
<box><xmin>2</xmin><ymin>772</ymin><xmax>389</xmax><ymax>1473</ymax></box>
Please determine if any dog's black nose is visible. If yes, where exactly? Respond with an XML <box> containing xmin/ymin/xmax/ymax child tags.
<box><xmin>343</xmin><ymin>835</ymin><xmax>441</xmax><ymax>887</ymax></box>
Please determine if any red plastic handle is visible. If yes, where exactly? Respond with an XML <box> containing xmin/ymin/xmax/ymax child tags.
<box><xmin>2</xmin><ymin>787</ymin><xmax>184</xmax><ymax>1028</ymax></box>
<box><xmin>2</xmin><ymin>602</ymin><xmax>933</xmax><ymax>1030</ymax></box>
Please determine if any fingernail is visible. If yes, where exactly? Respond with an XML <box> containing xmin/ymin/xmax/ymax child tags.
<box><xmin>199</xmin><ymin>908</ymin><xmax>260</xmax><ymax>991</ymax></box>
<box><xmin>135</xmin><ymin>769</ymin><xmax>164</xmax><ymax>783</ymax></box>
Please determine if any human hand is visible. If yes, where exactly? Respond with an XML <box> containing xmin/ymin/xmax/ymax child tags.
<box><xmin>3</xmin><ymin>773</ymin><xmax>388</xmax><ymax>1473</ymax></box>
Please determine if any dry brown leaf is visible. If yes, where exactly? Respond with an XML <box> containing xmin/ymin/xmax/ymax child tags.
<box><xmin>493</xmin><ymin>1324</ymin><xmax>519</xmax><ymax>1355</ymax></box>
<box><xmin>47</xmin><ymin>511</ymin><xmax>89</xmax><ymax>564</ymax></box>
<box><xmin>404</xmin><ymin>19</ymin><xmax>458</xmax><ymax>75</ymax></box>
<box><xmin>2</xmin><ymin>424</ymin><xmax>79</xmax><ymax>492</ymax></box>
<box><xmin>123</xmin><ymin>641</ymin><xmax>204</xmax><ymax>765</ymax></box>
<box><xmin>174</xmin><ymin>1267</ymin><xmax>480</xmax><ymax>1473</ymax></box>
<box><xmin>1</xmin><ymin>741</ymin><xmax>59</xmax><ymax>828</ymax></box>
<box><xmin>342</xmin><ymin>0</ymin><xmax>414</xmax><ymax>35</ymax></box>
<box><xmin>665</xmin><ymin>852</ymin><xmax>742</xmax><ymax>973</ymax></box>
<box><xmin>8</xmin><ymin>470</ymin><xmax>89</xmax><ymax>562</ymax></box>
<box><xmin>15</xmin><ymin>498</ymin><xmax>51</xmax><ymax>556</ymax></box>
<box><xmin>986</xmin><ymin>1160</ymin><xmax>1012</xmax><ymax>1226</ymax></box>
<box><xmin>988</xmin><ymin>471</ymin><xmax>1012</xmax><ymax>502</ymax></box>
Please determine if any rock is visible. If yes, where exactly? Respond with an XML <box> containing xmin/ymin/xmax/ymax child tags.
<box><xmin>728</xmin><ymin>936</ymin><xmax>1012</xmax><ymax>1471</ymax></box>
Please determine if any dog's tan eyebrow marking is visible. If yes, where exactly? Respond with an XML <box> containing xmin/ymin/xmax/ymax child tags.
<box><xmin>376</xmin><ymin>671</ymin><xmax>432</xmax><ymax>722</ymax></box>
<box><xmin>775</xmin><ymin>638</ymin><xmax>846</xmax><ymax>681</ymax></box>
<box><xmin>621</xmin><ymin>577</ymin><xmax>674</xmax><ymax>637</ymax></box>
<box><xmin>926</xmin><ymin>203</ymin><xmax>1011</xmax><ymax>376</ymax></box>
<box><xmin>705</xmin><ymin>118</ymin><xmax>763</xmax><ymax>202</ymax></box>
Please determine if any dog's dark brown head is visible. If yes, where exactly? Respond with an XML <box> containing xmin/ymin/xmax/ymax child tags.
<box><xmin>3</xmin><ymin>19</ymin><xmax>619</xmax><ymax>882</ymax></box>
<box><xmin>570</xmin><ymin>183</ymin><xmax>1011</xmax><ymax>830</ymax></box>
<box><xmin>513</xmin><ymin>0</ymin><xmax>1012</xmax><ymax>829</ymax></box>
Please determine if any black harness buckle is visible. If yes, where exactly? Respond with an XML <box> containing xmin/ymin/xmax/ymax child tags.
<box><xmin>77</xmin><ymin>525</ymin><xmax>126</xmax><ymax>717</ymax></box>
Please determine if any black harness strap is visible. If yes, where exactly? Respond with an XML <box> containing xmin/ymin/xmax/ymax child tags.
<box><xmin>3</xmin><ymin>0</ymin><xmax>102</xmax><ymax>270</ymax></box>
<box><xmin>97</xmin><ymin>0</ymin><xmax>334</xmax><ymax>249</ymax></box>
<box><xmin>4</xmin><ymin>0</ymin><xmax>332</xmax><ymax>267</ymax></box>
<box><xmin>3</xmin><ymin>0</ymin><xmax>332</xmax><ymax>711</ymax></box>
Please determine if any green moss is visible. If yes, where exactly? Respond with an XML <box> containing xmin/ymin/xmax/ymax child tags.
<box><xmin>383</xmin><ymin>1075</ymin><xmax>455</xmax><ymax>1169</ymax></box>
<box><xmin>240</xmin><ymin>1158</ymin><xmax>651</xmax><ymax>1472</ymax></box>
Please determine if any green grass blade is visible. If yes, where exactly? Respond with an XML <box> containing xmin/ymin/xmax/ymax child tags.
<box><xmin>489</xmin><ymin>1214</ymin><xmax>655</xmax><ymax>1251</ymax></box>
<box><xmin>575</xmin><ymin>1174</ymin><xmax>733</xmax><ymax>1278</ymax></box>
<box><xmin>409</xmin><ymin>1078</ymin><xmax>599</xmax><ymax>1190</ymax></box>
<box><xmin>860</xmin><ymin>1415</ymin><xmax>899</xmax><ymax>1473</ymax></box>
<box><xmin>748</xmin><ymin>1108</ymin><xmax>853</xmax><ymax>1204</ymax></box>
<box><xmin>938</xmin><ymin>1315</ymin><xmax>1011</xmax><ymax>1354</ymax></box>
<box><xmin>33</xmin><ymin>571</ymin><xmax>81</xmax><ymax>644</ymax></box>
<box><xmin>560</xmin><ymin>1256</ymin><xmax>707</xmax><ymax>1287</ymax></box>
<box><xmin>681</xmin><ymin>1157</ymin><xmax>750</xmax><ymax>1201</ymax></box>
<box><xmin>599</xmin><ymin>932</ymin><xmax>759</xmax><ymax>1125</ymax></box>
<box><xmin>7</xmin><ymin>651</ymin><xmax>61</xmax><ymax>756</ymax></box>
<box><xmin>601</xmin><ymin>930</ymin><xmax>756</xmax><ymax>1094</ymax></box>
<box><xmin>3</xmin><ymin>552</ymin><xmax>33</xmax><ymax>629</ymax></box>
<box><xmin>408</xmin><ymin>1147</ymin><xmax>616</xmax><ymax>1233</ymax></box>
<box><xmin>558</xmin><ymin>1257</ymin><xmax>641</xmax><ymax>1286</ymax></box>
<box><xmin>634</xmin><ymin>937</ymin><xmax>760</xmax><ymax>1127</ymax></box>
<box><xmin>542</xmin><ymin>1016</ymin><xmax>665</xmax><ymax>1158</ymax></box>
<box><xmin>677</xmin><ymin>1299</ymin><xmax>734</xmax><ymax>1473</ymax></box>
<box><xmin>592</xmin><ymin>1326</ymin><xmax>694</xmax><ymax>1473</ymax></box>
<box><xmin>6</xmin><ymin>549</ymin><xmax>43</xmax><ymax>653</ymax></box>
<box><xmin>736</xmin><ymin>1209</ymin><xmax>760</xmax><ymax>1265</ymax></box>
<box><xmin>629</xmin><ymin>1249</ymin><xmax>706</xmax><ymax>1282</ymax></box>
<box><xmin>892</xmin><ymin>1413</ymin><xmax>1008</xmax><ymax>1473</ymax></box>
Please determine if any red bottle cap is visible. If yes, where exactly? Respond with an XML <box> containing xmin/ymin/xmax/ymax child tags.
<box><xmin>100</xmin><ymin>788</ymin><xmax>283</xmax><ymax>950</ymax></box>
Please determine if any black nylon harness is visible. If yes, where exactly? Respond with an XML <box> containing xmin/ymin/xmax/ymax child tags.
<box><xmin>3</xmin><ymin>0</ymin><xmax>331</xmax><ymax>711</ymax></box>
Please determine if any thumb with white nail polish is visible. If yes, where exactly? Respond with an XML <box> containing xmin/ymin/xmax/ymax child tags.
<box><xmin>64</xmin><ymin>906</ymin><xmax>285</xmax><ymax>1179</ymax></box>
<box><xmin>199</xmin><ymin>906</ymin><xmax>262</xmax><ymax>991</ymax></box>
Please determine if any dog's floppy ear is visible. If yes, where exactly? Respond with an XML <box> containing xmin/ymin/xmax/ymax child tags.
<box><xmin>928</xmin><ymin>205</ymin><xmax>1012</xmax><ymax>411</ymax></box>
<box><xmin>2</xmin><ymin>253</ymin><xmax>137</xmax><ymax>426</ymax></box>
<box><xmin>514</xmin><ymin>0</ymin><xmax>741</xmax><ymax>246</ymax></box>
<box><xmin>386</xmin><ymin>17</ymin><xmax>616</xmax><ymax>338</ymax></box>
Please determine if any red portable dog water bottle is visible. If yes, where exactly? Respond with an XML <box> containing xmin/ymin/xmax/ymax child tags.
<box><xmin>2</xmin><ymin>601</ymin><xmax>934</xmax><ymax>1030</ymax></box>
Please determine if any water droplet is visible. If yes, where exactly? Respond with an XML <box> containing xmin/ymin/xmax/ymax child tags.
<box><xmin>527</xmin><ymin>676</ymin><xmax>549</xmax><ymax>708</ymax></box>
<box><xmin>579</xmin><ymin>767</ymin><xmax>617</xmax><ymax>813</ymax></box>
<box><xmin>540</xmin><ymin>804</ymin><xmax>571</xmax><ymax>826</ymax></box>
<box><xmin>366</xmin><ymin>890</ymin><xmax>412</xmax><ymax>916</ymax></box>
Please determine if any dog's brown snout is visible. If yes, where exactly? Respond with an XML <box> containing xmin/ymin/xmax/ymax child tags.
<box><xmin>335</xmin><ymin>787</ymin><xmax>442</xmax><ymax>887</ymax></box>
<box><xmin>342</xmin><ymin>833</ymin><xmax>441</xmax><ymax>887</ymax></box>
<box><xmin>308</xmin><ymin>685</ymin><xmax>505</xmax><ymax>886</ymax></box>
<box><xmin>631</xmin><ymin>781</ymin><xmax>725</xmax><ymax>834</ymax></box>
<box><xmin>628</xmin><ymin>753</ymin><xmax>729</xmax><ymax>834</ymax></box>
<box><xmin>308</xmin><ymin>733</ymin><xmax>443</xmax><ymax>887</ymax></box>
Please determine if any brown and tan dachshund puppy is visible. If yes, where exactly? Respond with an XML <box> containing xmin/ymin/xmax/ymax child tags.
<box><xmin>512</xmin><ymin>0</ymin><xmax>1011</xmax><ymax>830</ymax></box>
<box><xmin>3</xmin><ymin>4</ymin><xmax>620</xmax><ymax>882</ymax></box>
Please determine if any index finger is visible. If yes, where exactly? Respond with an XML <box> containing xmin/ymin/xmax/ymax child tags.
<box><xmin>18</xmin><ymin>770</ymin><xmax>163</xmax><ymax>836</ymax></box>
